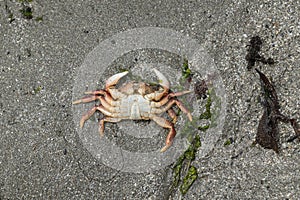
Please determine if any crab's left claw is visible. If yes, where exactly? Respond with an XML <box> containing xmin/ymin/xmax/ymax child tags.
<box><xmin>106</xmin><ymin>71</ymin><xmax>129</xmax><ymax>89</ymax></box>
<box><xmin>153</xmin><ymin>68</ymin><xmax>170</xmax><ymax>90</ymax></box>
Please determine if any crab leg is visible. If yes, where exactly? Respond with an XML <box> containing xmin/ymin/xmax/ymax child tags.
<box><xmin>150</xmin><ymin>91</ymin><xmax>192</xmax><ymax>107</ymax></box>
<box><xmin>84</xmin><ymin>90</ymin><xmax>107</xmax><ymax>95</ymax></box>
<box><xmin>152</xmin><ymin>115</ymin><xmax>176</xmax><ymax>152</ymax></box>
<box><xmin>73</xmin><ymin>90</ymin><xmax>111</xmax><ymax>104</ymax></box>
<box><xmin>73</xmin><ymin>89</ymin><xmax>121</xmax><ymax>107</ymax></box>
<box><xmin>79</xmin><ymin>105</ymin><xmax>113</xmax><ymax>128</ymax></box>
<box><xmin>72</xmin><ymin>95</ymin><xmax>98</xmax><ymax>105</ymax></box>
<box><xmin>152</xmin><ymin>99</ymin><xmax>193</xmax><ymax>121</ymax></box>
<box><xmin>85</xmin><ymin>90</ymin><xmax>121</xmax><ymax>106</ymax></box>
<box><xmin>73</xmin><ymin>95</ymin><xmax>118</xmax><ymax>110</ymax></box>
<box><xmin>98</xmin><ymin>96</ymin><xmax>120</xmax><ymax>112</ymax></box>
<box><xmin>98</xmin><ymin>117</ymin><xmax>121</xmax><ymax>136</ymax></box>
<box><xmin>167</xmin><ymin>108</ymin><xmax>178</xmax><ymax>123</ymax></box>
<box><xmin>79</xmin><ymin>106</ymin><xmax>97</xmax><ymax>128</ymax></box>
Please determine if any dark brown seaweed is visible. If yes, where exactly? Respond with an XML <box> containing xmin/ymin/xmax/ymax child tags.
<box><xmin>245</xmin><ymin>36</ymin><xmax>274</xmax><ymax>70</ymax></box>
<box><xmin>255</xmin><ymin>68</ymin><xmax>300</xmax><ymax>153</ymax></box>
<box><xmin>194</xmin><ymin>80</ymin><xmax>208</xmax><ymax>99</ymax></box>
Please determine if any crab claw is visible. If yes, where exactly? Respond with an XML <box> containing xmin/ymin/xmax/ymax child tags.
<box><xmin>153</xmin><ymin>68</ymin><xmax>170</xmax><ymax>90</ymax></box>
<box><xmin>106</xmin><ymin>71</ymin><xmax>129</xmax><ymax>89</ymax></box>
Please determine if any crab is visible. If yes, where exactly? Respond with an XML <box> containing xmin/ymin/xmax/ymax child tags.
<box><xmin>73</xmin><ymin>68</ymin><xmax>193</xmax><ymax>152</ymax></box>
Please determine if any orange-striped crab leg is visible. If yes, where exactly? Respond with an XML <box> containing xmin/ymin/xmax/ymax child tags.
<box><xmin>152</xmin><ymin>115</ymin><xmax>176</xmax><ymax>152</ymax></box>
<box><xmin>72</xmin><ymin>90</ymin><xmax>107</xmax><ymax>104</ymax></box>
<box><xmin>167</xmin><ymin>108</ymin><xmax>177</xmax><ymax>123</ymax></box>
<box><xmin>72</xmin><ymin>89</ymin><xmax>120</xmax><ymax>110</ymax></box>
<box><xmin>152</xmin><ymin>98</ymin><xmax>193</xmax><ymax>121</ymax></box>
<box><xmin>151</xmin><ymin>90</ymin><xmax>192</xmax><ymax>107</ymax></box>
<box><xmin>78</xmin><ymin>105</ymin><xmax>113</xmax><ymax>128</ymax></box>
<box><xmin>98</xmin><ymin>117</ymin><xmax>121</xmax><ymax>136</ymax></box>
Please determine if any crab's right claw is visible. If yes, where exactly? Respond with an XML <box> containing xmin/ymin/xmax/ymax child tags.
<box><xmin>153</xmin><ymin>68</ymin><xmax>170</xmax><ymax>90</ymax></box>
<box><xmin>106</xmin><ymin>71</ymin><xmax>129</xmax><ymax>89</ymax></box>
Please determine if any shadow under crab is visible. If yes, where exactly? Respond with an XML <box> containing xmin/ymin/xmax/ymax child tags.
<box><xmin>73</xmin><ymin>68</ymin><xmax>193</xmax><ymax>152</ymax></box>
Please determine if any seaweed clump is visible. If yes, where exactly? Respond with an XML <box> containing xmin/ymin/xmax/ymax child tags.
<box><xmin>255</xmin><ymin>68</ymin><xmax>300</xmax><ymax>152</ymax></box>
<box><xmin>245</xmin><ymin>36</ymin><xmax>274</xmax><ymax>70</ymax></box>
<box><xmin>171</xmin><ymin>135</ymin><xmax>201</xmax><ymax>196</ymax></box>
